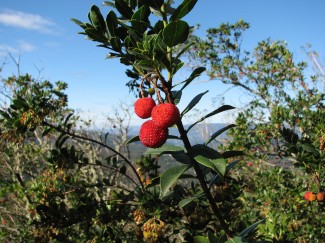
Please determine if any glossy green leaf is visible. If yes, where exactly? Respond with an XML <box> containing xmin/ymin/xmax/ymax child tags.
<box><xmin>193</xmin><ymin>236</ymin><xmax>210</xmax><ymax>243</ymax></box>
<box><xmin>90</xmin><ymin>5</ymin><xmax>107</xmax><ymax>33</ymax></box>
<box><xmin>162</xmin><ymin>20</ymin><xmax>189</xmax><ymax>47</ymax></box>
<box><xmin>131</xmin><ymin>5</ymin><xmax>150</xmax><ymax>33</ymax></box>
<box><xmin>115</xmin><ymin>0</ymin><xmax>134</xmax><ymax>19</ymax></box>
<box><xmin>194</xmin><ymin>155</ymin><xmax>226</xmax><ymax>176</ymax></box>
<box><xmin>187</xmin><ymin>105</ymin><xmax>236</xmax><ymax>133</ymax></box>
<box><xmin>205</xmin><ymin>124</ymin><xmax>236</xmax><ymax>145</ymax></box>
<box><xmin>192</xmin><ymin>144</ymin><xmax>222</xmax><ymax>159</ymax></box>
<box><xmin>238</xmin><ymin>219</ymin><xmax>265</xmax><ymax>237</ymax></box>
<box><xmin>106</xmin><ymin>11</ymin><xmax>118</xmax><ymax>37</ymax></box>
<box><xmin>170</xmin><ymin>0</ymin><xmax>198</xmax><ymax>21</ymax></box>
<box><xmin>145</xmin><ymin>144</ymin><xmax>185</xmax><ymax>156</ymax></box>
<box><xmin>160</xmin><ymin>164</ymin><xmax>190</xmax><ymax>198</ymax></box>
<box><xmin>181</xmin><ymin>90</ymin><xmax>209</xmax><ymax>116</ymax></box>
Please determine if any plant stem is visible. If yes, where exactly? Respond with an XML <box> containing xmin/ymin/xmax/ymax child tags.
<box><xmin>176</xmin><ymin>121</ymin><xmax>232</xmax><ymax>238</ymax></box>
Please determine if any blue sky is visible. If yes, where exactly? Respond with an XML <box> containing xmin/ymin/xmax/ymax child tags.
<box><xmin>0</xmin><ymin>0</ymin><xmax>324</xmax><ymax>126</ymax></box>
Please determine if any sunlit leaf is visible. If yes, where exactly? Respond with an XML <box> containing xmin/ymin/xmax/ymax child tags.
<box><xmin>170</xmin><ymin>0</ymin><xmax>198</xmax><ymax>21</ymax></box>
<box><xmin>90</xmin><ymin>5</ymin><xmax>107</xmax><ymax>34</ymax></box>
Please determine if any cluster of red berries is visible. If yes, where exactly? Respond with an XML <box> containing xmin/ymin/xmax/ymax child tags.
<box><xmin>134</xmin><ymin>97</ymin><xmax>180</xmax><ymax>148</ymax></box>
<box><xmin>304</xmin><ymin>191</ymin><xmax>324</xmax><ymax>202</ymax></box>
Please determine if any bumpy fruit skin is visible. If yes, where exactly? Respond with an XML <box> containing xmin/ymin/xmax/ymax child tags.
<box><xmin>151</xmin><ymin>103</ymin><xmax>180</xmax><ymax>128</ymax></box>
<box><xmin>304</xmin><ymin>191</ymin><xmax>316</xmax><ymax>202</ymax></box>
<box><xmin>139</xmin><ymin>120</ymin><xmax>168</xmax><ymax>148</ymax></box>
<box><xmin>316</xmin><ymin>192</ymin><xmax>325</xmax><ymax>202</ymax></box>
<box><xmin>143</xmin><ymin>218</ymin><xmax>166</xmax><ymax>242</ymax></box>
<box><xmin>134</xmin><ymin>98</ymin><xmax>156</xmax><ymax>119</ymax></box>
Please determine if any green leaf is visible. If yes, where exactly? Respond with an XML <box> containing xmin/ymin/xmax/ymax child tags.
<box><xmin>225</xmin><ymin>159</ymin><xmax>241</xmax><ymax>173</ymax></box>
<box><xmin>170</xmin><ymin>0</ymin><xmax>198</xmax><ymax>21</ymax></box>
<box><xmin>194</xmin><ymin>156</ymin><xmax>226</xmax><ymax>176</ymax></box>
<box><xmin>110</xmin><ymin>37</ymin><xmax>122</xmax><ymax>52</ymax></box>
<box><xmin>176</xmin><ymin>41</ymin><xmax>195</xmax><ymax>59</ymax></box>
<box><xmin>13</xmin><ymin>98</ymin><xmax>29</xmax><ymax>110</ymax></box>
<box><xmin>106</xmin><ymin>11</ymin><xmax>118</xmax><ymax>37</ymax></box>
<box><xmin>179</xmin><ymin>190</ymin><xmax>204</xmax><ymax>208</ymax></box>
<box><xmin>171</xmin><ymin>152</ymin><xmax>191</xmax><ymax>164</ymax></box>
<box><xmin>192</xmin><ymin>144</ymin><xmax>222</xmax><ymax>159</ymax></box>
<box><xmin>85</xmin><ymin>28</ymin><xmax>107</xmax><ymax>43</ymax></box>
<box><xmin>238</xmin><ymin>219</ymin><xmax>265</xmax><ymax>238</ymax></box>
<box><xmin>90</xmin><ymin>5</ymin><xmax>107</xmax><ymax>34</ymax></box>
<box><xmin>115</xmin><ymin>0</ymin><xmax>134</xmax><ymax>19</ymax></box>
<box><xmin>102</xmin><ymin>1</ymin><xmax>115</xmax><ymax>7</ymax></box>
<box><xmin>162</xmin><ymin>20</ymin><xmax>189</xmax><ymax>47</ymax></box>
<box><xmin>71</xmin><ymin>18</ymin><xmax>84</xmax><ymax>28</ymax></box>
<box><xmin>222</xmin><ymin>151</ymin><xmax>244</xmax><ymax>159</ymax></box>
<box><xmin>193</xmin><ymin>236</ymin><xmax>210</xmax><ymax>243</ymax></box>
<box><xmin>145</xmin><ymin>144</ymin><xmax>185</xmax><ymax>156</ymax></box>
<box><xmin>131</xmin><ymin>5</ymin><xmax>150</xmax><ymax>33</ymax></box>
<box><xmin>181</xmin><ymin>90</ymin><xmax>209</xmax><ymax>116</ymax></box>
<box><xmin>126</xmin><ymin>135</ymin><xmax>140</xmax><ymax>144</ymax></box>
<box><xmin>142</xmin><ymin>0</ymin><xmax>164</xmax><ymax>9</ymax></box>
<box><xmin>171</xmin><ymin>90</ymin><xmax>182</xmax><ymax>105</ymax></box>
<box><xmin>160</xmin><ymin>164</ymin><xmax>190</xmax><ymax>198</ymax></box>
<box><xmin>187</xmin><ymin>105</ymin><xmax>235</xmax><ymax>132</ymax></box>
<box><xmin>174</xmin><ymin>67</ymin><xmax>206</xmax><ymax>90</ymax></box>
<box><xmin>205</xmin><ymin>124</ymin><xmax>236</xmax><ymax>145</ymax></box>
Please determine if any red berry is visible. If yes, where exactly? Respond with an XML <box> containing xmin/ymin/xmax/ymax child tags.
<box><xmin>304</xmin><ymin>191</ymin><xmax>316</xmax><ymax>202</ymax></box>
<box><xmin>139</xmin><ymin>120</ymin><xmax>168</xmax><ymax>148</ymax></box>
<box><xmin>134</xmin><ymin>98</ymin><xmax>156</xmax><ymax>119</ymax></box>
<box><xmin>152</xmin><ymin>103</ymin><xmax>180</xmax><ymax>128</ymax></box>
<box><xmin>316</xmin><ymin>192</ymin><xmax>324</xmax><ymax>202</ymax></box>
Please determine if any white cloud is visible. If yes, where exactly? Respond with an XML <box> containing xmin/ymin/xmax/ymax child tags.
<box><xmin>0</xmin><ymin>41</ymin><xmax>36</xmax><ymax>57</ymax></box>
<box><xmin>0</xmin><ymin>9</ymin><xmax>57</xmax><ymax>34</ymax></box>
<box><xmin>18</xmin><ymin>40</ymin><xmax>36</xmax><ymax>52</ymax></box>
<box><xmin>0</xmin><ymin>44</ymin><xmax>18</xmax><ymax>57</ymax></box>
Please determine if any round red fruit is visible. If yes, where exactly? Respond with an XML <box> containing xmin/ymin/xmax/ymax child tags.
<box><xmin>152</xmin><ymin>103</ymin><xmax>180</xmax><ymax>128</ymax></box>
<box><xmin>139</xmin><ymin>120</ymin><xmax>168</xmax><ymax>148</ymax></box>
<box><xmin>304</xmin><ymin>191</ymin><xmax>316</xmax><ymax>202</ymax></box>
<box><xmin>134</xmin><ymin>98</ymin><xmax>156</xmax><ymax>119</ymax></box>
<box><xmin>316</xmin><ymin>192</ymin><xmax>324</xmax><ymax>202</ymax></box>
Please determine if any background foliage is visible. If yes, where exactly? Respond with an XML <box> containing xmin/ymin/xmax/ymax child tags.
<box><xmin>0</xmin><ymin>0</ymin><xmax>324</xmax><ymax>242</ymax></box>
